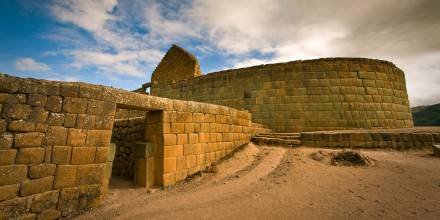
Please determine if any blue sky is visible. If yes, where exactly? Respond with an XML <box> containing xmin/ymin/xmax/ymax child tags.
<box><xmin>1</xmin><ymin>0</ymin><xmax>439</xmax><ymax>106</ymax></box>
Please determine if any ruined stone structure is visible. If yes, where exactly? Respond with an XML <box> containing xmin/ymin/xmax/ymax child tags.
<box><xmin>0</xmin><ymin>74</ymin><xmax>268</xmax><ymax>219</ymax></box>
<box><xmin>150</xmin><ymin>49</ymin><xmax>413</xmax><ymax>132</ymax></box>
<box><xmin>0</xmin><ymin>45</ymin><xmax>427</xmax><ymax>219</ymax></box>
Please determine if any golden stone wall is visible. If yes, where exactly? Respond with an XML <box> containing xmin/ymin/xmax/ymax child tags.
<box><xmin>151</xmin><ymin>58</ymin><xmax>414</xmax><ymax>132</ymax></box>
<box><xmin>0</xmin><ymin>74</ymin><xmax>267</xmax><ymax>218</ymax></box>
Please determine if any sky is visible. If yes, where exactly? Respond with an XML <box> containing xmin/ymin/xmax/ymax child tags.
<box><xmin>0</xmin><ymin>0</ymin><xmax>439</xmax><ymax>106</ymax></box>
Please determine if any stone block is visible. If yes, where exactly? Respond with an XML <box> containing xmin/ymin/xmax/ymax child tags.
<box><xmin>0</xmin><ymin>149</ymin><xmax>17</xmax><ymax>165</ymax></box>
<box><xmin>163</xmin><ymin>134</ymin><xmax>177</xmax><ymax>146</ymax></box>
<box><xmin>171</xmin><ymin>122</ymin><xmax>185</xmax><ymax>134</ymax></box>
<box><xmin>9</xmin><ymin>120</ymin><xmax>35</xmax><ymax>132</ymax></box>
<box><xmin>188</xmin><ymin>133</ymin><xmax>198</xmax><ymax>144</ymax></box>
<box><xmin>0</xmin><ymin>134</ymin><xmax>14</xmax><ymax>150</ymax></box>
<box><xmin>0</xmin><ymin>197</ymin><xmax>27</xmax><ymax>219</ymax></box>
<box><xmin>0</xmin><ymin>119</ymin><xmax>5</xmax><ymax>134</ymax></box>
<box><xmin>52</xmin><ymin>146</ymin><xmax>72</xmax><ymax>164</ymax></box>
<box><xmin>433</xmin><ymin>145</ymin><xmax>440</xmax><ymax>157</ymax></box>
<box><xmin>108</xmin><ymin>143</ymin><xmax>116</xmax><ymax>161</ymax></box>
<box><xmin>94</xmin><ymin>147</ymin><xmax>109</xmax><ymax>163</ymax></box>
<box><xmin>87</xmin><ymin>100</ymin><xmax>104</xmax><ymax>115</ymax></box>
<box><xmin>16</xmin><ymin>148</ymin><xmax>45</xmax><ymax>164</ymax></box>
<box><xmin>184</xmin><ymin>123</ymin><xmax>194</xmax><ymax>133</ymax></box>
<box><xmin>86</xmin><ymin>130</ymin><xmax>111</xmax><ymax>147</ymax></box>
<box><xmin>45</xmin><ymin>96</ymin><xmax>62</xmax><ymax>112</ymax></box>
<box><xmin>94</xmin><ymin>115</ymin><xmax>114</xmax><ymax>130</ymax></box>
<box><xmin>58</xmin><ymin>187</ymin><xmax>79</xmax><ymax>217</ymax></box>
<box><xmin>0</xmin><ymin>184</ymin><xmax>19</xmax><ymax>201</ymax></box>
<box><xmin>71</xmin><ymin>147</ymin><xmax>96</xmax><ymax>164</ymax></box>
<box><xmin>175</xmin><ymin>170</ymin><xmax>187</xmax><ymax>182</ymax></box>
<box><xmin>67</xmin><ymin>128</ymin><xmax>87</xmax><ymax>146</ymax></box>
<box><xmin>79</xmin><ymin>85</ymin><xmax>102</xmax><ymax>99</ymax></box>
<box><xmin>184</xmin><ymin>144</ymin><xmax>202</xmax><ymax>155</ymax></box>
<box><xmin>2</xmin><ymin>103</ymin><xmax>32</xmax><ymax>119</ymax></box>
<box><xmin>102</xmin><ymin>101</ymin><xmax>116</xmax><ymax>116</ymax></box>
<box><xmin>177</xmin><ymin>134</ymin><xmax>188</xmax><ymax>145</ymax></box>
<box><xmin>20</xmin><ymin>176</ymin><xmax>54</xmax><ymax>196</ymax></box>
<box><xmin>37</xmin><ymin>208</ymin><xmax>61</xmax><ymax>220</ymax></box>
<box><xmin>36</xmin><ymin>123</ymin><xmax>48</xmax><ymax>132</ymax></box>
<box><xmin>163</xmin><ymin>157</ymin><xmax>176</xmax><ymax>173</ymax></box>
<box><xmin>62</xmin><ymin>97</ymin><xmax>87</xmax><ymax>114</ymax></box>
<box><xmin>54</xmin><ymin>165</ymin><xmax>77</xmax><ymax>189</ymax></box>
<box><xmin>164</xmin><ymin>145</ymin><xmax>183</xmax><ymax>157</ymax></box>
<box><xmin>29</xmin><ymin>107</ymin><xmax>49</xmax><ymax>123</ymax></box>
<box><xmin>0</xmin><ymin>165</ymin><xmax>27</xmax><ymax>186</ymax></box>
<box><xmin>45</xmin><ymin>126</ymin><xmax>68</xmax><ymax>145</ymax></box>
<box><xmin>30</xmin><ymin>190</ymin><xmax>59</xmax><ymax>212</ymax></box>
<box><xmin>162</xmin><ymin>173</ymin><xmax>175</xmax><ymax>186</ymax></box>
<box><xmin>60</xmin><ymin>84</ymin><xmax>79</xmax><ymax>97</ymax></box>
<box><xmin>47</xmin><ymin>112</ymin><xmax>65</xmax><ymax>126</ymax></box>
<box><xmin>27</xmin><ymin>94</ymin><xmax>47</xmax><ymax>107</ymax></box>
<box><xmin>76</xmin><ymin>164</ymin><xmax>106</xmax><ymax>186</ymax></box>
<box><xmin>14</xmin><ymin>132</ymin><xmax>44</xmax><ymax>148</ymax></box>
<box><xmin>185</xmin><ymin>155</ymin><xmax>197</xmax><ymax>168</ymax></box>
<box><xmin>29</xmin><ymin>164</ymin><xmax>56</xmax><ymax>179</ymax></box>
<box><xmin>78</xmin><ymin>184</ymin><xmax>102</xmax><ymax>209</ymax></box>
<box><xmin>64</xmin><ymin>113</ymin><xmax>77</xmax><ymax>128</ymax></box>
<box><xmin>8</xmin><ymin>94</ymin><xmax>27</xmax><ymax>104</ymax></box>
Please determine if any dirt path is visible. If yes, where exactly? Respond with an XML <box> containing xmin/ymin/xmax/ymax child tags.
<box><xmin>76</xmin><ymin>145</ymin><xmax>440</xmax><ymax>220</ymax></box>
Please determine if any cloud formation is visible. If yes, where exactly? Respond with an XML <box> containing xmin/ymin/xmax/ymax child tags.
<box><xmin>14</xmin><ymin>58</ymin><xmax>51</xmax><ymax>72</ymax></box>
<box><xmin>43</xmin><ymin>0</ymin><xmax>440</xmax><ymax>106</ymax></box>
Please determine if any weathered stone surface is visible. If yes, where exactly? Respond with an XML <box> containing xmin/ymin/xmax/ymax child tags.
<box><xmin>94</xmin><ymin>115</ymin><xmax>114</xmax><ymax>130</ymax></box>
<box><xmin>0</xmin><ymin>133</ymin><xmax>13</xmax><ymax>150</ymax></box>
<box><xmin>64</xmin><ymin>113</ymin><xmax>77</xmax><ymax>128</ymax></box>
<box><xmin>79</xmin><ymin>85</ymin><xmax>102</xmax><ymax>100</ymax></box>
<box><xmin>67</xmin><ymin>128</ymin><xmax>87</xmax><ymax>146</ymax></box>
<box><xmin>71</xmin><ymin>147</ymin><xmax>96</xmax><ymax>164</ymax></box>
<box><xmin>0</xmin><ymin>149</ymin><xmax>17</xmax><ymax>165</ymax></box>
<box><xmin>30</xmin><ymin>190</ymin><xmax>59</xmax><ymax>212</ymax></box>
<box><xmin>20</xmin><ymin>176</ymin><xmax>54</xmax><ymax>196</ymax></box>
<box><xmin>87</xmin><ymin>100</ymin><xmax>104</xmax><ymax>115</ymax></box>
<box><xmin>102</xmin><ymin>101</ymin><xmax>116</xmax><ymax>116</ymax></box>
<box><xmin>2</xmin><ymin>103</ymin><xmax>32</xmax><ymax>119</ymax></box>
<box><xmin>45</xmin><ymin>126</ymin><xmax>68</xmax><ymax>145</ymax></box>
<box><xmin>29</xmin><ymin>164</ymin><xmax>56</xmax><ymax>179</ymax></box>
<box><xmin>0</xmin><ymin>184</ymin><xmax>19</xmax><ymax>201</ymax></box>
<box><xmin>54</xmin><ymin>165</ymin><xmax>77</xmax><ymax>189</ymax></box>
<box><xmin>51</xmin><ymin>146</ymin><xmax>72</xmax><ymax>164</ymax></box>
<box><xmin>58</xmin><ymin>187</ymin><xmax>79</xmax><ymax>217</ymax></box>
<box><xmin>86</xmin><ymin>130</ymin><xmax>111</xmax><ymax>147</ymax></box>
<box><xmin>433</xmin><ymin>145</ymin><xmax>440</xmax><ymax>157</ymax></box>
<box><xmin>60</xmin><ymin>84</ymin><xmax>79</xmax><ymax>97</ymax></box>
<box><xmin>0</xmin><ymin>119</ymin><xmax>5</xmax><ymax>134</ymax></box>
<box><xmin>16</xmin><ymin>148</ymin><xmax>45</xmax><ymax>164</ymax></box>
<box><xmin>8</xmin><ymin>120</ymin><xmax>36</xmax><ymax>132</ymax></box>
<box><xmin>78</xmin><ymin>184</ymin><xmax>101</xmax><ymax>209</ymax></box>
<box><xmin>14</xmin><ymin>132</ymin><xmax>44</xmax><ymax>148</ymax></box>
<box><xmin>28</xmin><ymin>94</ymin><xmax>47</xmax><ymax>107</ymax></box>
<box><xmin>163</xmin><ymin>134</ymin><xmax>177</xmax><ymax>146</ymax></box>
<box><xmin>94</xmin><ymin>147</ymin><xmax>109</xmax><ymax>163</ymax></box>
<box><xmin>62</xmin><ymin>97</ymin><xmax>88</xmax><ymax>114</ymax></box>
<box><xmin>29</xmin><ymin>107</ymin><xmax>49</xmax><ymax>123</ymax></box>
<box><xmin>37</xmin><ymin>208</ymin><xmax>61</xmax><ymax>220</ymax></box>
<box><xmin>0</xmin><ymin>197</ymin><xmax>28</xmax><ymax>219</ymax></box>
<box><xmin>47</xmin><ymin>112</ymin><xmax>65</xmax><ymax>126</ymax></box>
<box><xmin>76</xmin><ymin>164</ymin><xmax>105</xmax><ymax>185</ymax></box>
<box><xmin>35</xmin><ymin>123</ymin><xmax>48</xmax><ymax>132</ymax></box>
<box><xmin>45</xmin><ymin>96</ymin><xmax>62</xmax><ymax>112</ymax></box>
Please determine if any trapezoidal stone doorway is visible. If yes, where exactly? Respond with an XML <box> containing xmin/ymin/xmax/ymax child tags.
<box><xmin>109</xmin><ymin>108</ymin><xmax>158</xmax><ymax>189</ymax></box>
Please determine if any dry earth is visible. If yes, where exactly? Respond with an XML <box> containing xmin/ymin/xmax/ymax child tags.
<box><xmin>76</xmin><ymin>144</ymin><xmax>440</xmax><ymax>220</ymax></box>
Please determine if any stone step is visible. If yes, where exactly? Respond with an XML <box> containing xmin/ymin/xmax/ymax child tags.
<box><xmin>251</xmin><ymin>136</ymin><xmax>301</xmax><ymax>146</ymax></box>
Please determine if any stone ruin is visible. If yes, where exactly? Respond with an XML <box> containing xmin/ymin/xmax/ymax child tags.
<box><xmin>0</xmin><ymin>44</ymin><xmax>439</xmax><ymax>219</ymax></box>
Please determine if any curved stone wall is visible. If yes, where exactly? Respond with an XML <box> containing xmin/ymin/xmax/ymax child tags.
<box><xmin>151</xmin><ymin>58</ymin><xmax>414</xmax><ymax>132</ymax></box>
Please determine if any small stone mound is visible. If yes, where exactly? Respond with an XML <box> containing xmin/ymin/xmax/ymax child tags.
<box><xmin>310</xmin><ymin>150</ymin><xmax>374</xmax><ymax>166</ymax></box>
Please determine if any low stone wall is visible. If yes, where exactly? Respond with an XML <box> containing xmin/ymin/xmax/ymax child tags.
<box><xmin>301</xmin><ymin>127</ymin><xmax>440</xmax><ymax>149</ymax></box>
<box><xmin>111</xmin><ymin>117</ymin><xmax>145</xmax><ymax>178</ymax></box>
<box><xmin>0</xmin><ymin>74</ymin><xmax>266</xmax><ymax>218</ymax></box>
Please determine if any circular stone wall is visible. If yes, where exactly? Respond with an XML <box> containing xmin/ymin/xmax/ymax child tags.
<box><xmin>151</xmin><ymin>58</ymin><xmax>413</xmax><ymax>132</ymax></box>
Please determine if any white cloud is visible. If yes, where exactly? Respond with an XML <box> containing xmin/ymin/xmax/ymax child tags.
<box><xmin>43</xmin><ymin>0</ymin><xmax>440</xmax><ymax>105</ymax></box>
<box><xmin>14</xmin><ymin>58</ymin><xmax>52</xmax><ymax>72</ymax></box>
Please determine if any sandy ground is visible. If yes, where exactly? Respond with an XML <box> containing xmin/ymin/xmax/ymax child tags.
<box><xmin>76</xmin><ymin>144</ymin><xmax>440</xmax><ymax>220</ymax></box>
